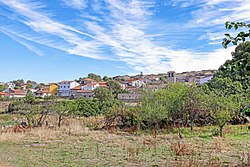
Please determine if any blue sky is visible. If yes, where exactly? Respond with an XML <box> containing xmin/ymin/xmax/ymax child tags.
<box><xmin>0</xmin><ymin>0</ymin><xmax>249</xmax><ymax>83</ymax></box>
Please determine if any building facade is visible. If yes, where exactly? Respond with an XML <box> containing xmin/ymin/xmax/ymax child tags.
<box><xmin>167</xmin><ymin>71</ymin><xmax>176</xmax><ymax>83</ymax></box>
<box><xmin>117</xmin><ymin>93</ymin><xmax>141</xmax><ymax>103</ymax></box>
<box><xmin>57</xmin><ymin>81</ymin><xmax>79</xmax><ymax>97</ymax></box>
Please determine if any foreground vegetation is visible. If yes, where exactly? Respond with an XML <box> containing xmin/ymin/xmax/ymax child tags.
<box><xmin>0</xmin><ymin>114</ymin><xmax>249</xmax><ymax>167</ymax></box>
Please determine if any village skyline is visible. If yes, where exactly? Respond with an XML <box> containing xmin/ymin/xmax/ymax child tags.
<box><xmin>0</xmin><ymin>69</ymin><xmax>216</xmax><ymax>84</ymax></box>
<box><xmin>0</xmin><ymin>69</ymin><xmax>215</xmax><ymax>100</ymax></box>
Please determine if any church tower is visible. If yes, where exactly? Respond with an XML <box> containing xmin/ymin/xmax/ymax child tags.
<box><xmin>167</xmin><ymin>71</ymin><xmax>176</xmax><ymax>83</ymax></box>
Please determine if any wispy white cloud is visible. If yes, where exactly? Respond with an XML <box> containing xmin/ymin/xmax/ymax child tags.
<box><xmin>0</xmin><ymin>0</ymin><xmax>246</xmax><ymax>75</ymax></box>
<box><xmin>62</xmin><ymin>0</ymin><xmax>88</xmax><ymax>9</ymax></box>
<box><xmin>183</xmin><ymin>0</ymin><xmax>250</xmax><ymax>43</ymax></box>
<box><xmin>0</xmin><ymin>0</ymin><xmax>106</xmax><ymax>59</ymax></box>
<box><xmin>81</xmin><ymin>0</ymin><xmax>235</xmax><ymax>73</ymax></box>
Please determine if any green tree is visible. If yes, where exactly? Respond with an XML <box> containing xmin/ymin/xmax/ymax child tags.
<box><xmin>208</xmin><ymin>93</ymin><xmax>240</xmax><ymax>137</ymax></box>
<box><xmin>94</xmin><ymin>87</ymin><xmax>122</xmax><ymax>114</ymax></box>
<box><xmin>105</xmin><ymin>106</ymin><xmax>140</xmax><ymax>129</ymax></box>
<box><xmin>13</xmin><ymin>100</ymin><xmax>41</xmax><ymax>127</ymax></box>
<box><xmin>222</xmin><ymin>22</ymin><xmax>250</xmax><ymax>48</ymax></box>
<box><xmin>103</xmin><ymin>76</ymin><xmax>112</xmax><ymax>81</ymax></box>
<box><xmin>52</xmin><ymin>100</ymin><xmax>75</xmax><ymax>127</ymax></box>
<box><xmin>26</xmin><ymin>84</ymin><xmax>33</xmax><ymax>89</ymax></box>
<box><xmin>140</xmin><ymin>90</ymin><xmax>170</xmax><ymax>129</ymax></box>
<box><xmin>14</xmin><ymin>86</ymin><xmax>21</xmax><ymax>90</ymax></box>
<box><xmin>0</xmin><ymin>84</ymin><xmax>7</xmax><ymax>92</ymax></box>
<box><xmin>12</xmin><ymin>79</ymin><xmax>24</xmax><ymax>87</ymax></box>
<box><xmin>94</xmin><ymin>87</ymin><xmax>113</xmax><ymax>102</ymax></box>
<box><xmin>107</xmin><ymin>80</ymin><xmax>121</xmax><ymax>90</ymax></box>
<box><xmin>25</xmin><ymin>90</ymin><xmax>35</xmax><ymax>104</ymax></box>
<box><xmin>207</xmin><ymin>78</ymin><xmax>243</xmax><ymax>95</ymax></box>
<box><xmin>74</xmin><ymin>98</ymin><xmax>100</xmax><ymax>117</ymax></box>
<box><xmin>87</xmin><ymin>73</ymin><xmax>102</xmax><ymax>82</ymax></box>
<box><xmin>139</xmin><ymin>83</ymin><xmax>190</xmax><ymax>129</ymax></box>
<box><xmin>213</xmin><ymin>108</ymin><xmax>231</xmax><ymax>137</ymax></box>
<box><xmin>184</xmin><ymin>86</ymin><xmax>205</xmax><ymax>132</ymax></box>
<box><xmin>75</xmin><ymin>77</ymin><xmax>83</xmax><ymax>83</ymax></box>
<box><xmin>208</xmin><ymin>41</ymin><xmax>250</xmax><ymax>95</ymax></box>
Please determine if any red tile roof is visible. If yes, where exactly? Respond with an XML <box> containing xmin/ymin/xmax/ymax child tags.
<box><xmin>127</xmin><ymin>79</ymin><xmax>138</xmax><ymax>83</ymax></box>
<box><xmin>36</xmin><ymin>91</ymin><xmax>50</xmax><ymax>94</ymax></box>
<box><xmin>11</xmin><ymin>89</ymin><xmax>26</xmax><ymax>95</ymax></box>
<box><xmin>41</xmin><ymin>90</ymin><xmax>51</xmax><ymax>93</ymax></box>
<box><xmin>98</xmin><ymin>82</ymin><xmax>107</xmax><ymax>86</ymax></box>
<box><xmin>98</xmin><ymin>82</ymin><xmax>108</xmax><ymax>88</ymax></box>
<box><xmin>0</xmin><ymin>92</ymin><xmax>10</xmax><ymax>96</ymax></box>
<box><xmin>85</xmin><ymin>83</ymin><xmax>97</xmax><ymax>86</ymax></box>
<box><xmin>71</xmin><ymin>85</ymin><xmax>81</xmax><ymax>90</ymax></box>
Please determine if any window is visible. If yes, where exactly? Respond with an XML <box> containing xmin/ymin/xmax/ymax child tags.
<box><xmin>64</xmin><ymin>86</ymin><xmax>66</xmax><ymax>88</ymax></box>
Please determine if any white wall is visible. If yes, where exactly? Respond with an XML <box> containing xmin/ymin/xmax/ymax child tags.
<box><xmin>83</xmin><ymin>83</ymin><xmax>99</xmax><ymax>91</ymax></box>
<box><xmin>131</xmin><ymin>80</ymin><xmax>145</xmax><ymax>87</ymax></box>
<box><xmin>57</xmin><ymin>81</ymin><xmax>79</xmax><ymax>97</ymax></box>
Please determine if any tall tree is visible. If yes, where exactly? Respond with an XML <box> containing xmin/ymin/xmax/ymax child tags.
<box><xmin>103</xmin><ymin>76</ymin><xmax>112</xmax><ymax>81</ymax></box>
<box><xmin>208</xmin><ymin>94</ymin><xmax>240</xmax><ymax>137</ymax></box>
<box><xmin>222</xmin><ymin>22</ymin><xmax>250</xmax><ymax>48</ymax></box>
<box><xmin>87</xmin><ymin>73</ymin><xmax>102</xmax><ymax>82</ymax></box>
<box><xmin>208</xmin><ymin>41</ymin><xmax>250</xmax><ymax>94</ymax></box>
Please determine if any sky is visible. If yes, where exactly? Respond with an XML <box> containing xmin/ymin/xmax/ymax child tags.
<box><xmin>0</xmin><ymin>0</ymin><xmax>250</xmax><ymax>83</ymax></box>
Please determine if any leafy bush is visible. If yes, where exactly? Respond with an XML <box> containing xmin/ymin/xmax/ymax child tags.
<box><xmin>105</xmin><ymin>106</ymin><xmax>140</xmax><ymax>129</ymax></box>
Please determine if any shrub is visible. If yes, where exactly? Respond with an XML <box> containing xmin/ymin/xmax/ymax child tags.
<box><xmin>104</xmin><ymin>106</ymin><xmax>140</xmax><ymax>129</ymax></box>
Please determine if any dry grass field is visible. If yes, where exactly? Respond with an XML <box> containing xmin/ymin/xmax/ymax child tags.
<box><xmin>0</xmin><ymin>114</ymin><xmax>249</xmax><ymax>167</ymax></box>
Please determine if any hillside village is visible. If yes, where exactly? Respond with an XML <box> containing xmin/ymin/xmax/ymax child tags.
<box><xmin>0</xmin><ymin>70</ymin><xmax>216</xmax><ymax>102</ymax></box>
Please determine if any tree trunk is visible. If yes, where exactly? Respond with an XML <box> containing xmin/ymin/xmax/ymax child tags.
<box><xmin>37</xmin><ymin>111</ymin><xmax>48</xmax><ymax>127</ymax></box>
<box><xmin>219</xmin><ymin>126</ymin><xmax>223</xmax><ymax>137</ymax></box>
<box><xmin>58</xmin><ymin>115</ymin><xmax>63</xmax><ymax>127</ymax></box>
<box><xmin>190</xmin><ymin>123</ymin><xmax>193</xmax><ymax>133</ymax></box>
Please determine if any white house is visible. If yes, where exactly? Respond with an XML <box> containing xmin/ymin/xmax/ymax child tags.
<box><xmin>81</xmin><ymin>78</ymin><xmax>94</xmax><ymax>85</ymax></box>
<box><xmin>35</xmin><ymin>90</ymin><xmax>52</xmax><ymax>98</ymax></box>
<box><xmin>57</xmin><ymin>81</ymin><xmax>79</xmax><ymax>97</ymax></box>
<box><xmin>27</xmin><ymin>88</ymin><xmax>38</xmax><ymax>94</ymax></box>
<box><xmin>9</xmin><ymin>89</ymin><xmax>26</xmax><ymax>98</ymax></box>
<box><xmin>128</xmin><ymin>79</ymin><xmax>145</xmax><ymax>88</ymax></box>
<box><xmin>119</xmin><ymin>82</ymin><xmax>126</xmax><ymax>90</ymax></box>
<box><xmin>6</xmin><ymin>82</ymin><xmax>15</xmax><ymax>89</ymax></box>
<box><xmin>74</xmin><ymin>90</ymin><xmax>95</xmax><ymax>99</ymax></box>
<box><xmin>71</xmin><ymin>83</ymin><xmax>99</xmax><ymax>99</ymax></box>
<box><xmin>82</xmin><ymin>83</ymin><xmax>99</xmax><ymax>91</ymax></box>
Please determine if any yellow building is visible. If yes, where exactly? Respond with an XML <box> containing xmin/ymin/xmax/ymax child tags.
<box><xmin>43</xmin><ymin>83</ymin><xmax>58</xmax><ymax>95</ymax></box>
